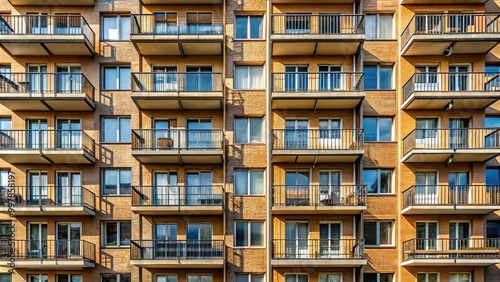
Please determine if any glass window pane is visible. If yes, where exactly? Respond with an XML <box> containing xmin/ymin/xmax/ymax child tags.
<box><xmin>363</xmin><ymin>274</ymin><xmax>377</xmax><ymax>282</ymax></box>
<box><xmin>364</xmin><ymin>222</ymin><xmax>377</xmax><ymax>245</ymax></box>
<box><xmin>363</xmin><ymin>118</ymin><xmax>377</xmax><ymax>141</ymax></box>
<box><xmin>235</xmin><ymin>16</ymin><xmax>248</xmax><ymax>39</ymax></box>
<box><xmin>235</xmin><ymin>118</ymin><xmax>249</xmax><ymax>143</ymax></box>
<box><xmin>378</xmin><ymin>118</ymin><xmax>392</xmax><ymax>141</ymax></box>
<box><xmin>235</xmin><ymin>170</ymin><xmax>249</xmax><ymax>195</ymax></box>
<box><xmin>250</xmin><ymin>222</ymin><xmax>264</xmax><ymax>246</ymax></box>
<box><xmin>379</xmin><ymin>66</ymin><xmax>393</xmax><ymax>89</ymax></box>
<box><xmin>103</xmin><ymin>17</ymin><xmax>118</xmax><ymax>40</ymax></box>
<box><xmin>235</xmin><ymin>66</ymin><xmax>249</xmax><ymax>90</ymax></box>
<box><xmin>120</xmin><ymin>222</ymin><xmax>131</xmax><ymax>246</ymax></box>
<box><xmin>380</xmin><ymin>170</ymin><xmax>392</xmax><ymax>193</ymax></box>
<box><xmin>250</xmin><ymin>170</ymin><xmax>264</xmax><ymax>195</ymax></box>
<box><xmin>0</xmin><ymin>118</ymin><xmax>11</xmax><ymax>130</ymax></box>
<box><xmin>379</xmin><ymin>222</ymin><xmax>393</xmax><ymax>245</ymax></box>
<box><xmin>119</xmin><ymin>170</ymin><xmax>131</xmax><ymax>195</ymax></box>
<box><xmin>119</xmin><ymin>67</ymin><xmax>131</xmax><ymax>90</ymax></box>
<box><xmin>119</xmin><ymin>117</ymin><xmax>131</xmax><ymax>142</ymax></box>
<box><xmin>0</xmin><ymin>275</ymin><xmax>11</xmax><ymax>282</ymax></box>
<box><xmin>486</xmin><ymin>117</ymin><xmax>500</xmax><ymax>128</ymax></box>
<box><xmin>235</xmin><ymin>275</ymin><xmax>247</xmax><ymax>282</ymax></box>
<box><xmin>363</xmin><ymin>170</ymin><xmax>379</xmax><ymax>194</ymax></box>
<box><xmin>365</xmin><ymin>15</ymin><xmax>377</xmax><ymax>39</ymax></box>
<box><xmin>379</xmin><ymin>15</ymin><xmax>393</xmax><ymax>39</ymax></box>
<box><xmin>250</xmin><ymin>274</ymin><xmax>264</xmax><ymax>282</ymax></box>
<box><xmin>249</xmin><ymin>118</ymin><xmax>262</xmax><ymax>143</ymax></box>
<box><xmin>104</xmin><ymin>67</ymin><xmax>118</xmax><ymax>90</ymax></box>
<box><xmin>250</xmin><ymin>16</ymin><xmax>263</xmax><ymax>38</ymax></box>
<box><xmin>119</xmin><ymin>16</ymin><xmax>130</xmax><ymax>40</ymax></box>
<box><xmin>364</xmin><ymin>66</ymin><xmax>378</xmax><ymax>90</ymax></box>
<box><xmin>103</xmin><ymin>170</ymin><xmax>118</xmax><ymax>195</ymax></box>
<box><xmin>103</xmin><ymin>118</ymin><xmax>118</xmax><ymax>142</ymax></box>
<box><xmin>106</xmin><ymin>222</ymin><xmax>117</xmax><ymax>246</ymax></box>
<box><xmin>249</xmin><ymin>66</ymin><xmax>263</xmax><ymax>89</ymax></box>
<box><xmin>235</xmin><ymin>222</ymin><xmax>248</xmax><ymax>246</ymax></box>
<box><xmin>121</xmin><ymin>274</ymin><xmax>131</xmax><ymax>282</ymax></box>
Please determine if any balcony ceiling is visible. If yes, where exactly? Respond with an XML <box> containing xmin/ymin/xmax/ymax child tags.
<box><xmin>401</xmin><ymin>37</ymin><xmax>500</xmax><ymax>56</ymax></box>
<box><xmin>131</xmin><ymin>39</ymin><xmax>223</xmax><ymax>56</ymax></box>
<box><xmin>401</xmin><ymin>205</ymin><xmax>499</xmax><ymax>215</ymax></box>
<box><xmin>132</xmin><ymin>92</ymin><xmax>223</xmax><ymax>110</ymax></box>
<box><xmin>401</xmin><ymin>93</ymin><xmax>500</xmax><ymax>110</ymax></box>
<box><xmin>272</xmin><ymin>41</ymin><xmax>362</xmax><ymax>56</ymax></box>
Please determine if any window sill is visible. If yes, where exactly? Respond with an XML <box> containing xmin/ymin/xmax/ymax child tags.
<box><xmin>233</xmin><ymin>38</ymin><xmax>266</xmax><ymax>41</ymax></box>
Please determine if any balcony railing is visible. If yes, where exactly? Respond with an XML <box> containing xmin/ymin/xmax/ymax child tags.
<box><xmin>403</xmin><ymin>72</ymin><xmax>500</xmax><ymax>101</ymax></box>
<box><xmin>401</xmin><ymin>13</ymin><xmax>500</xmax><ymax>50</ymax></box>
<box><xmin>0</xmin><ymin>186</ymin><xmax>95</xmax><ymax>210</ymax></box>
<box><xmin>0</xmin><ymin>239</ymin><xmax>95</xmax><ymax>263</ymax></box>
<box><xmin>402</xmin><ymin>128</ymin><xmax>500</xmax><ymax>156</ymax></box>
<box><xmin>131</xmin><ymin>14</ymin><xmax>223</xmax><ymax>36</ymax></box>
<box><xmin>272</xmin><ymin>72</ymin><xmax>364</xmax><ymax>92</ymax></box>
<box><xmin>272</xmin><ymin>239</ymin><xmax>364</xmax><ymax>259</ymax></box>
<box><xmin>132</xmin><ymin>185</ymin><xmax>224</xmax><ymax>207</ymax></box>
<box><xmin>132</xmin><ymin>72</ymin><xmax>223</xmax><ymax>92</ymax></box>
<box><xmin>0</xmin><ymin>73</ymin><xmax>94</xmax><ymax>100</ymax></box>
<box><xmin>131</xmin><ymin>129</ymin><xmax>224</xmax><ymax>151</ymax></box>
<box><xmin>403</xmin><ymin>238</ymin><xmax>500</xmax><ymax>261</ymax></box>
<box><xmin>272</xmin><ymin>129</ymin><xmax>364</xmax><ymax>150</ymax></box>
<box><xmin>0</xmin><ymin>15</ymin><xmax>95</xmax><ymax>46</ymax></box>
<box><xmin>130</xmin><ymin>240</ymin><xmax>224</xmax><ymax>260</ymax></box>
<box><xmin>0</xmin><ymin>130</ymin><xmax>95</xmax><ymax>156</ymax></box>
<box><xmin>403</xmin><ymin>185</ymin><xmax>500</xmax><ymax>208</ymax></box>
<box><xmin>273</xmin><ymin>185</ymin><xmax>366</xmax><ymax>207</ymax></box>
<box><xmin>271</xmin><ymin>14</ymin><xmax>365</xmax><ymax>35</ymax></box>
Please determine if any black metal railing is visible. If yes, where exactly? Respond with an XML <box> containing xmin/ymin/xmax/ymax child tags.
<box><xmin>130</xmin><ymin>240</ymin><xmax>224</xmax><ymax>260</ymax></box>
<box><xmin>402</xmin><ymin>72</ymin><xmax>500</xmax><ymax>102</ymax></box>
<box><xmin>0</xmin><ymin>186</ymin><xmax>95</xmax><ymax>211</ymax></box>
<box><xmin>402</xmin><ymin>128</ymin><xmax>500</xmax><ymax>156</ymax></box>
<box><xmin>403</xmin><ymin>238</ymin><xmax>500</xmax><ymax>261</ymax></box>
<box><xmin>273</xmin><ymin>185</ymin><xmax>366</xmax><ymax>207</ymax></box>
<box><xmin>0</xmin><ymin>73</ymin><xmax>94</xmax><ymax>101</ymax></box>
<box><xmin>131</xmin><ymin>129</ymin><xmax>224</xmax><ymax>151</ymax></box>
<box><xmin>132</xmin><ymin>72</ymin><xmax>223</xmax><ymax>92</ymax></box>
<box><xmin>401</xmin><ymin>13</ymin><xmax>500</xmax><ymax>50</ymax></box>
<box><xmin>0</xmin><ymin>130</ymin><xmax>95</xmax><ymax>157</ymax></box>
<box><xmin>272</xmin><ymin>239</ymin><xmax>364</xmax><ymax>260</ymax></box>
<box><xmin>272</xmin><ymin>129</ymin><xmax>364</xmax><ymax>150</ymax></box>
<box><xmin>0</xmin><ymin>239</ymin><xmax>95</xmax><ymax>263</ymax></box>
<box><xmin>0</xmin><ymin>15</ymin><xmax>95</xmax><ymax>46</ymax></box>
<box><xmin>271</xmin><ymin>14</ymin><xmax>365</xmax><ymax>35</ymax></box>
<box><xmin>403</xmin><ymin>185</ymin><xmax>500</xmax><ymax>208</ymax></box>
<box><xmin>132</xmin><ymin>185</ymin><xmax>224</xmax><ymax>207</ymax></box>
<box><xmin>272</xmin><ymin>72</ymin><xmax>364</xmax><ymax>92</ymax></box>
<box><xmin>131</xmin><ymin>14</ymin><xmax>223</xmax><ymax>36</ymax></box>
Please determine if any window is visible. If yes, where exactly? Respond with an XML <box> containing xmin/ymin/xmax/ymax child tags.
<box><xmin>0</xmin><ymin>118</ymin><xmax>11</xmax><ymax>131</ymax></box>
<box><xmin>56</xmin><ymin>275</ymin><xmax>82</xmax><ymax>282</ymax></box>
<box><xmin>234</xmin><ymin>169</ymin><xmax>264</xmax><ymax>195</ymax></box>
<box><xmin>318</xmin><ymin>274</ymin><xmax>342</xmax><ymax>282</ymax></box>
<box><xmin>487</xmin><ymin>221</ymin><xmax>500</xmax><ymax>239</ymax></box>
<box><xmin>417</xmin><ymin>273</ymin><xmax>439</xmax><ymax>282</ymax></box>
<box><xmin>234</xmin><ymin>66</ymin><xmax>264</xmax><ymax>90</ymax></box>
<box><xmin>0</xmin><ymin>274</ymin><xmax>11</xmax><ymax>282</ymax></box>
<box><xmin>486</xmin><ymin>116</ymin><xmax>500</xmax><ymax>128</ymax></box>
<box><xmin>364</xmin><ymin>221</ymin><xmax>394</xmax><ymax>246</ymax></box>
<box><xmin>449</xmin><ymin>273</ymin><xmax>471</xmax><ymax>282</ymax></box>
<box><xmin>363</xmin><ymin>169</ymin><xmax>393</xmax><ymax>194</ymax></box>
<box><xmin>0</xmin><ymin>222</ymin><xmax>10</xmax><ymax>240</ymax></box>
<box><xmin>0</xmin><ymin>66</ymin><xmax>10</xmax><ymax>80</ymax></box>
<box><xmin>102</xmin><ymin>15</ymin><xmax>130</xmax><ymax>40</ymax></box>
<box><xmin>235</xmin><ymin>117</ymin><xmax>263</xmax><ymax>143</ymax></box>
<box><xmin>366</xmin><ymin>14</ymin><xmax>394</xmax><ymax>39</ymax></box>
<box><xmin>101</xmin><ymin>274</ymin><xmax>131</xmax><ymax>282</ymax></box>
<box><xmin>364</xmin><ymin>64</ymin><xmax>393</xmax><ymax>90</ymax></box>
<box><xmin>156</xmin><ymin>275</ymin><xmax>177</xmax><ymax>282</ymax></box>
<box><xmin>364</xmin><ymin>117</ymin><xmax>393</xmax><ymax>141</ymax></box>
<box><xmin>235</xmin><ymin>274</ymin><xmax>265</xmax><ymax>282</ymax></box>
<box><xmin>28</xmin><ymin>275</ymin><xmax>47</xmax><ymax>282</ymax></box>
<box><xmin>103</xmin><ymin>221</ymin><xmax>131</xmax><ymax>247</ymax></box>
<box><xmin>187</xmin><ymin>275</ymin><xmax>212</xmax><ymax>282</ymax></box>
<box><xmin>101</xmin><ymin>117</ymin><xmax>131</xmax><ymax>143</ymax></box>
<box><xmin>102</xmin><ymin>169</ymin><xmax>131</xmax><ymax>195</ymax></box>
<box><xmin>364</xmin><ymin>273</ymin><xmax>394</xmax><ymax>282</ymax></box>
<box><xmin>0</xmin><ymin>170</ymin><xmax>9</xmax><ymax>190</ymax></box>
<box><xmin>235</xmin><ymin>221</ymin><xmax>264</xmax><ymax>247</ymax></box>
<box><xmin>236</xmin><ymin>16</ymin><xmax>263</xmax><ymax>39</ymax></box>
<box><xmin>284</xmin><ymin>274</ymin><xmax>308</xmax><ymax>282</ymax></box>
<box><xmin>103</xmin><ymin>66</ymin><xmax>131</xmax><ymax>90</ymax></box>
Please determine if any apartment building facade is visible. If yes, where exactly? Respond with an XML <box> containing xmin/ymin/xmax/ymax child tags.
<box><xmin>0</xmin><ymin>0</ymin><xmax>497</xmax><ymax>281</ymax></box>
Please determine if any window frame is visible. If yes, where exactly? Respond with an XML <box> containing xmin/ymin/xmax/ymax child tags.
<box><xmin>234</xmin><ymin>169</ymin><xmax>265</xmax><ymax>196</ymax></box>
<box><xmin>366</xmin><ymin>14</ymin><xmax>394</xmax><ymax>40</ymax></box>
<box><xmin>101</xmin><ymin>14</ymin><xmax>131</xmax><ymax>41</ymax></box>
<box><xmin>101</xmin><ymin>168</ymin><xmax>132</xmax><ymax>196</ymax></box>
<box><xmin>102</xmin><ymin>221</ymin><xmax>131</xmax><ymax>248</ymax></box>
<box><xmin>364</xmin><ymin>64</ymin><xmax>394</xmax><ymax>90</ymax></box>
<box><xmin>234</xmin><ymin>221</ymin><xmax>265</xmax><ymax>248</ymax></box>
<box><xmin>364</xmin><ymin>117</ymin><xmax>393</xmax><ymax>142</ymax></box>
<box><xmin>234</xmin><ymin>117</ymin><xmax>264</xmax><ymax>144</ymax></box>
<box><xmin>155</xmin><ymin>274</ymin><xmax>178</xmax><ymax>282</ymax></box>
<box><xmin>235</xmin><ymin>274</ymin><xmax>265</xmax><ymax>282</ymax></box>
<box><xmin>101</xmin><ymin>116</ymin><xmax>131</xmax><ymax>143</ymax></box>
<box><xmin>449</xmin><ymin>273</ymin><xmax>471</xmax><ymax>282</ymax></box>
<box><xmin>0</xmin><ymin>273</ymin><xmax>11</xmax><ymax>282</ymax></box>
<box><xmin>417</xmin><ymin>273</ymin><xmax>440</xmax><ymax>282</ymax></box>
<box><xmin>235</xmin><ymin>15</ymin><xmax>264</xmax><ymax>40</ymax></box>
<box><xmin>363</xmin><ymin>168</ymin><xmax>394</xmax><ymax>194</ymax></box>
<box><xmin>56</xmin><ymin>274</ymin><xmax>82</xmax><ymax>282</ymax></box>
<box><xmin>186</xmin><ymin>274</ymin><xmax>213</xmax><ymax>282</ymax></box>
<box><xmin>364</xmin><ymin>221</ymin><xmax>394</xmax><ymax>247</ymax></box>
<box><xmin>101</xmin><ymin>273</ymin><xmax>132</xmax><ymax>282</ymax></box>
<box><xmin>102</xmin><ymin>65</ymin><xmax>131</xmax><ymax>90</ymax></box>
<box><xmin>363</xmin><ymin>273</ymin><xmax>395</xmax><ymax>282</ymax></box>
<box><xmin>234</xmin><ymin>65</ymin><xmax>264</xmax><ymax>90</ymax></box>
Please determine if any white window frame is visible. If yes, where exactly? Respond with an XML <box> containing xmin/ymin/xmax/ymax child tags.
<box><xmin>364</xmin><ymin>221</ymin><xmax>394</xmax><ymax>247</ymax></box>
<box><xmin>101</xmin><ymin>116</ymin><xmax>131</xmax><ymax>143</ymax></box>
<box><xmin>363</xmin><ymin>168</ymin><xmax>394</xmax><ymax>194</ymax></box>
<box><xmin>102</xmin><ymin>221</ymin><xmax>131</xmax><ymax>247</ymax></box>
<box><xmin>235</xmin><ymin>274</ymin><xmax>265</xmax><ymax>282</ymax></box>
<box><xmin>234</xmin><ymin>221</ymin><xmax>265</xmax><ymax>248</ymax></box>
<box><xmin>186</xmin><ymin>274</ymin><xmax>213</xmax><ymax>282</ymax></box>
<box><xmin>155</xmin><ymin>274</ymin><xmax>178</xmax><ymax>282</ymax></box>
<box><xmin>102</xmin><ymin>168</ymin><xmax>132</xmax><ymax>195</ymax></box>
<box><xmin>366</xmin><ymin>14</ymin><xmax>394</xmax><ymax>40</ymax></box>
<box><xmin>417</xmin><ymin>273</ymin><xmax>440</xmax><ymax>282</ymax></box>
<box><xmin>102</xmin><ymin>66</ymin><xmax>131</xmax><ymax>90</ymax></box>
<box><xmin>284</xmin><ymin>274</ymin><xmax>309</xmax><ymax>282</ymax></box>
<box><xmin>234</xmin><ymin>65</ymin><xmax>264</xmax><ymax>90</ymax></box>
<box><xmin>364</xmin><ymin>117</ymin><xmax>393</xmax><ymax>141</ymax></box>
<box><xmin>101</xmin><ymin>15</ymin><xmax>130</xmax><ymax>41</ymax></box>
<box><xmin>318</xmin><ymin>273</ymin><xmax>342</xmax><ymax>282</ymax></box>
<box><xmin>234</xmin><ymin>169</ymin><xmax>265</xmax><ymax>196</ymax></box>
<box><xmin>449</xmin><ymin>273</ymin><xmax>471</xmax><ymax>282</ymax></box>
<box><xmin>234</xmin><ymin>117</ymin><xmax>264</xmax><ymax>144</ymax></box>
<box><xmin>235</xmin><ymin>15</ymin><xmax>264</xmax><ymax>39</ymax></box>
<box><xmin>101</xmin><ymin>274</ymin><xmax>131</xmax><ymax>282</ymax></box>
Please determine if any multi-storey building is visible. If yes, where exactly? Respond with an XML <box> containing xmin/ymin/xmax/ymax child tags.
<box><xmin>0</xmin><ymin>0</ymin><xmax>497</xmax><ymax>281</ymax></box>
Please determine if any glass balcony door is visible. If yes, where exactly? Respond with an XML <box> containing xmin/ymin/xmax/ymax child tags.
<box><xmin>154</xmin><ymin>223</ymin><xmax>178</xmax><ymax>259</ymax></box>
<box><xmin>415</xmin><ymin>172</ymin><xmax>438</xmax><ymax>204</ymax></box>
<box><xmin>186</xmin><ymin>171</ymin><xmax>212</xmax><ymax>205</ymax></box>
<box><xmin>449</xmin><ymin>66</ymin><xmax>469</xmax><ymax>91</ymax></box>
<box><xmin>153</xmin><ymin>172</ymin><xmax>178</xmax><ymax>205</ymax></box>
<box><xmin>449</xmin><ymin>172</ymin><xmax>470</xmax><ymax>205</ymax></box>
<box><xmin>27</xmin><ymin>65</ymin><xmax>47</xmax><ymax>93</ymax></box>
<box><xmin>415</xmin><ymin>118</ymin><xmax>438</xmax><ymax>147</ymax></box>
<box><xmin>56</xmin><ymin>119</ymin><xmax>81</xmax><ymax>149</ymax></box>
<box><xmin>286</xmin><ymin>171</ymin><xmax>309</xmax><ymax>206</ymax></box>
<box><xmin>28</xmin><ymin>223</ymin><xmax>47</xmax><ymax>259</ymax></box>
<box><xmin>154</xmin><ymin>13</ymin><xmax>177</xmax><ymax>34</ymax></box>
<box><xmin>319</xmin><ymin>119</ymin><xmax>341</xmax><ymax>149</ymax></box>
<box><xmin>28</xmin><ymin>171</ymin><xmax>48</xmax><ymax>205</ymax></box>
<box><xmin>415</xmin><ymin>14</ymin><xmax>443</xmax><ymax>34</ymax></box>
<box><xmin>56</xmin><ymin>66</ymin><xmax>81</xmax><ymax>93</ymax></box>
<box><xmin>318</xmin><ymin>65</ymin><xmax>341</xmax><ymax>91</ymax></box>
<box><xmin>450</xmin><ymin>222</ymin><xmax>470</xmax><ymax>250</ymax></box>
<box><xmin>186</xmin><ymin>66</ymin><xmax>212</xmax><ymax>92</ymax></box>
<box><xmin>186</xmin><ymin>223</ymin><xmax>213</xmax><ymax>258</ymax></box>
<box><xmin>27</xmin><ymin>119</ymin><xmax>48</xmax><ymax>149</ymax></box>
<box><xmin>415</xmin><ymin>66</ymin><xmax>439</xmax><ymax>91</ymax></box>
<box><xmin>319</xmin><ymin>222</ymin><xmax>341</xmax><ymax>258</ymax></box>
<box><xmin>186</xmin><ymin>12</ymin><xmax>213</xmax><ymax>34</ymax></box>
<box><xmin>285</xmin><ymin>66</ymin><xmax>308</xmax><ymax>92</ymax></box>
<box><xmin>57</xmin><ymin>172</ymin><xmax>81</xmax><ymax>206</ymax></box>
<box><xmin>284</xmin><ymin>119</ymin><xmax>309</xmax><ymax>149</ymax></box>
<box><xmin>187</xmin><ymin>119</ymin><xmax>212</xmax><ymax>149</ymax></box>
<box><xmin>319</xmin><ymin>171</ymin><xmax>341</xmax><ymax>205</ymax></box>
<box><xmin>153</xmin><ymin>120</ymin><xmax>171</xmax><ymax>149</ymax></box>
<box><xmin>27</xmin><ymin>13</ymin><xmax>48</xmax><ymax>34</ymax></box>
<box><xmin>319</xmin><ymin>14</ymin><xmax>340</xmax><ymax>34</ymax></box>
<box><xmin>153</xmin><ymin>66</ymin><xmax>178</xmax><ymax>91</ymax></box>
<box><xmin>285</xmin><ymin>14</ymin><xmax>310</xmax><ymax>34</ymax></box>
<box><xmin>56</xmin><ymin>223</ymin><xmax>81</xmax><ymax>258</ymax></box>
<box><xmin>449</xmin><ymin>118</ymin><xmax>470</xmax><ymax>149</ymax></box>
<box><xmin>416</xmin><ymin>222</ymin><xmax>438</xmax><ymax>255</ymax></box>
<box><xmin>54</xmin><ymin>14</ymin><xmax>82</xmax><ymax>35</ymax></box>
<box><xmin>285</xmin><ymin>221</ymin><xmax>309</xmax><ymax>258</ymax></box>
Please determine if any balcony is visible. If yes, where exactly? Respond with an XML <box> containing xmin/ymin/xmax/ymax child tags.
<box><xmin>401</xmin><ymin>13</ymin><xmax>500</xmax><ymax>56</ymax></box>
<box><xmin>141</xmin><ymin>0</ymin><xmax>221</xmax><ymax>3</ymax></box>
<box><xmin>130</xmin><ymin>240</ymin><xmax>224</xmax><ymax>268</ymax></box>
<box><xmin>402</xmin><ymin>238</ymin><xmax>500</xmax><ymax>266</ymax></box>
<box><xmin>271</xmin><ymin>72</ymin><xmax>364</xmax><ymax>109</ymax></box>
<box><xmin>401</xmin><ymin>0</ymin><xmax>487</xmax><ymax>4</ymax></box>
<box><xmin>402</xmin><ymin>128</ymin><xmax>500</xmax><ymax>163</ymax></box>
<box><xmin>272</xmin><ymin>185</ymin><xmax>366</xmax><ymax>214</ymax></box>
<box><xmin>272</xmin><ymin>129</ymin><xmax>364</xmax><ymax>163</ymax></box>
<box><xmin>271</xmin><ymin>14</ymin><xmax>365</xmax><ymax>56</ymax></box>
<box><xmin>131</xmin><ymin>185</ymin><xmax>224</xmax><ymax>215</ymax></box>
<box><xmin>9</xmin><ymin>0</ymin><xmax>95</xmax><ymax>5</ymax></box>
<box><xmin>402</xmin><ymin>72</ymin><xmax>500</xmax><ymax>110</ymax></box>
<box><xmin>271</xmin><ymin>239</ymin><xmax>366</xmax><ymax>267</ymax></box>
<box><xmin>0</xmin><ymin>130</ymin><xmax>96</xmax><ymax>164</ymax></box>
<box><xmin>0</xmin><ymin>15</ymin><xmax>95</xmax><ymax>56</ymax></box>
<box><xmin>130</xmin><ymin>15</ymin><xmax>223</xmax><ymax>56</ymax></box>
<box><xmin>402</xmin><ymin>185</ymin><xmax>500</xmax><ymax>215</ymax></box>
<box><xmin>0</xmin><ymin>186</ymin><xmax>95</xmax><ymax>216</ymax></box>
<box><xmin>131</xmin><ymin>72</ymin><xmax>223</xmax><ymax>110</ymax></box>
<box><xmin>274</xmin><ymin>0</ymin><xmax>357</xmax><ymax>3</ymax></box>
<box><xmin>0</xmin><ymin>239</ymin><xmax>95</xmax><ymax>269</ymax></box>
<box><xmin>131</xmin><ymin>129</ymin><xmax>224</xmax><ymax>164</ymax></box>
<box><xmin>0</xmin><ymin>73</ymin><xmax>95</xmax><ymax>111</ymax></box>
